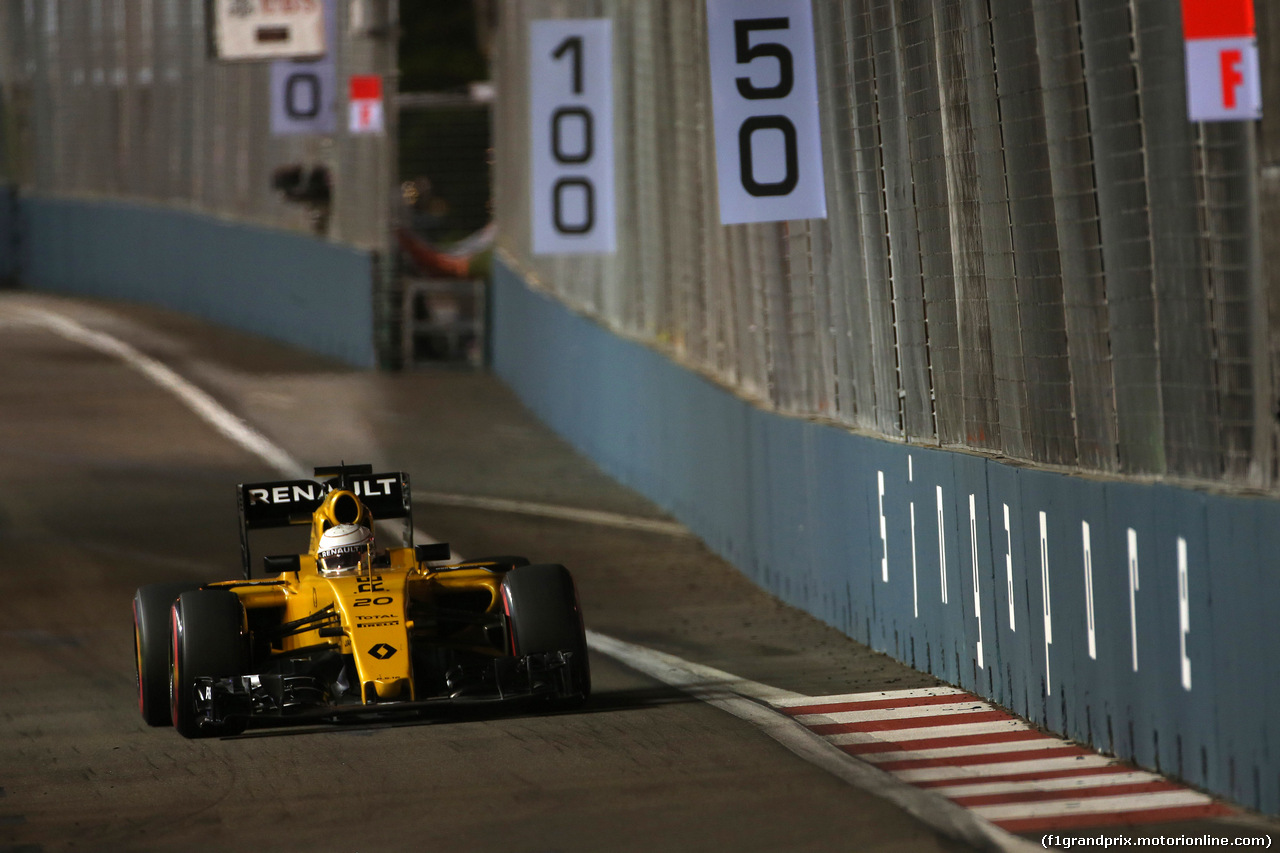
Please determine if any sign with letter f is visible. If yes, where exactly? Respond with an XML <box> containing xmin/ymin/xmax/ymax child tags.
<box><xmin>1182</xmin><ymin>0</ymin><xmax>1261</xmax><ymax>121</ymax></box>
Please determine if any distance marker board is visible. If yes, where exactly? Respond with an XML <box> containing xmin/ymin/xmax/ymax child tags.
<box><xmin>529</xmin><ymin>19</ymin><xmax>617</xmax><ymax>255</ymax></box>
<box><xmin>706</xmin><ymin>0</ymin><xmax>827</xmax><ymax>225</ymax></box>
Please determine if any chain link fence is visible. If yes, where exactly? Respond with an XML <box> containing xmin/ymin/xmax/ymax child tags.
<box><xmin>494</xmin><ymin>0</ymin><xmax>1279</xmax><ymax>490</ymax></box>
<box><xmin>0</xmin><ymin>0</ymin><xmax>397</xmax><ymax>249</ymax></box>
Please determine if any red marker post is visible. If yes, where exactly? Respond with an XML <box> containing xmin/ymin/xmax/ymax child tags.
<box><xmin>1182</xmin><ymin>0</ymin><xmax>1261</xmax><ymax>121</ymax></box>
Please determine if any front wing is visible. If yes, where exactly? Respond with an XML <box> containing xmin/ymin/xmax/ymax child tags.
<box><xmin>188</xmin><ymin>650</ymin><xmax>581</xmax><ymax>733</ymax></box>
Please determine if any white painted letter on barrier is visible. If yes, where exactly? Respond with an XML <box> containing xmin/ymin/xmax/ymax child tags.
<box><xmin>1083</xmin><ymin>521</ymin><xmax>1096</xmax><ymax>660</ymax></box>
<box><xmin>878</xmin><ymin>470</ymin><xmax>888</xmax><ymax>583</ymax></box>
<box><xmin>1128</xmin><ymin>527</ymin><xmax>1140</xmax><ymax>672</ymax></box>
<box><xmin>1040</xmin><ymin>511</ymin><xmax>1053</xmax><ymax>695</ymax></box>
<box><xmin>937</xmin><ymin>486</ymin><xmax>948</xmax><ymax>604</ymax></box>
<box><xmin>1005</xmin><ymin>503</ymin><xmax>1015</xmax><ymax>632</ymax></box>
<box><xmin>909</xmin><ymin>457</ymin><xmax>918</xmax><ymax>618</ymax></box>
<box><xmin>1178</xmin><ymin>536</ymin><xmax>1192</xmax><ymax>691</ymax></box>
<box><xmin>970</xmin><ymin>494</ymin><xmax>984</xmax><ymax>670</ymax></box>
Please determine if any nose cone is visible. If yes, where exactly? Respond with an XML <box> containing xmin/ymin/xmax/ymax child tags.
<box><xmin>364</xmin><ymin>676</ymin><xmax>410</xmax><ymax>702</ymax></box>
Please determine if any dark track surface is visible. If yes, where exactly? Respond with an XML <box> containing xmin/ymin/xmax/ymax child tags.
<box><xmin>8</xmin><ymin>295</ymin><xmax>1279</xmax><ymax>852</ymax></box>
<box><xmin>0</xmin><ymin>295</ymin><xmax>974</xmax><ymax>853</ymax></box>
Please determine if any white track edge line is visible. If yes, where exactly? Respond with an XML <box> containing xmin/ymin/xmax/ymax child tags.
<box><xmin>28</xmin><ymin>305</ymin><xmax>1036</xmax><ymax>853</ymax></box>
<box><xmin>21</xmin><ymin>307</ymin><xmax>679</xmax><ymax>545</ymax></box>
<box><xmin>773</xmin><ymin>686</ymin><xmax>969</xmax><ymax>706</ymax></box>
<box><xmin>21</xmin><ymin>308</ymin><xmax>309</xmax><ymax>480</ymax></box>
<box><xmin>415</xmin><ymin>491</ymin><xmax>691</xmax><ymax>537</ymax></box>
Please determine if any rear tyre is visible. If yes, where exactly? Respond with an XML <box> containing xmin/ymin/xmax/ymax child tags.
<box><xmin>169</xmin><ymin>590</ymin><xmax>247</xmax><ymax>738</ymax></box>
<box><xmin>133</xmin><ymin>582</ymin><xmax>201</xmax><ymax>727</ymax></box>
<box><xmin>502</xmin><ymin>563</ymin><xmax>590</xmax><ymax>707</ymax></box>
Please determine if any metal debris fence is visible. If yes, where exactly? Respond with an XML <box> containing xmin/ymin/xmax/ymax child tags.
<box><xmin>0</xmin><ymin>0</ymin><xmax>395</xmax><ymax>250</ymax></box>
<box><xmin>494</xmin><ymin>0</ymin><xmax>1280</xmax><ymax>490</ymax></box>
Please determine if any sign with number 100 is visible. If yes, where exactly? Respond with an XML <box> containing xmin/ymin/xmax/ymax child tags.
<box><xmin>530</xmin><ymin>19</ymin><xmax>617</xmax><ymax>255</ymax></box>
<box><xmin>706</xmin><ymin>0</ymin><xmax>826</xmax><ymax>225</ymax></box>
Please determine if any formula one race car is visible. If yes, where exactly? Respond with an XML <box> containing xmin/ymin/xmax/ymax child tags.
<box><xmin>132</xmin><ymin>465</ymin><xmax>590</xmax><ymax>737</ymax></box>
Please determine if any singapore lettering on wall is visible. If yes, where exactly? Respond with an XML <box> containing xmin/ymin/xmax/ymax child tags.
<box><xmin>876</xmin><ymin>467</ymin><xmax>1194</xmax><ymax>696</ymax></box>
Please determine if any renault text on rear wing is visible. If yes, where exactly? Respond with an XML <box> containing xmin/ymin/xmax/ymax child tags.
<box><xmin>238</xmin><ymin>473</ymin><xmax>410</xmax><ymax>530</ymax></box>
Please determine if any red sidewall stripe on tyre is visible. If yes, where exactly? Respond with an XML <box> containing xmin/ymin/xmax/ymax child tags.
<box><xmin>133</xmin><ymin>599</ymin><xmax>145</xmax><ymax>715</ymax></box>
<box><xmin>170</xmin><ymin>603</ymin><xmax>181</xmax><ymax>727</ymax></box>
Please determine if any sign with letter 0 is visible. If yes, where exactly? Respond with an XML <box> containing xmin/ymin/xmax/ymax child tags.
<box><xmin>705</xmin><ymin>0</ymin><xmax>826</xmax><ymax>224</ymax></box>
<box><xmin>270</xmin><ymin>0</ymin><xmax>336</xmax><ymax>136</ymax></box>
<box><xmin>271</xmin><ymin>59</ymin><xmax>336</xmax><ymax>135</ymax></box>
<box><xmin>529</xmin><ymin>19</ymin><xmax>617</xmax><ymax>255</ymax></box>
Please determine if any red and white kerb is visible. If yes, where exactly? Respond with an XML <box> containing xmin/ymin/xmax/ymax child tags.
<box><xmin>1182</xmin><ymin>0</ymin><xmax>1261</xmax><ymax>122</ymax></box>
<box><xmin>777</xmin><ymin>687</ymin><xmax>1233</xmax><ymax>833</ymax></box>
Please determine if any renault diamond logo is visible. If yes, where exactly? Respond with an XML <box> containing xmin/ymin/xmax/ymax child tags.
<box><xmin>368</xmin><ymin>643</ymin><xmax>398</xmax><ymax>660</ymax></box>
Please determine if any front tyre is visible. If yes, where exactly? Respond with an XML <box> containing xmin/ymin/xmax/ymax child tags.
<box><xmin>502</xmin><ymin>563</ymin><xmax>590</xmax><ymax>708</ymax></box>
<box><xmin>134</xmin><ymin>582</ymin><xmax>201</xmax><ymax>727</ymax></box>
<box><xmin>169</xmin><ymin>590</ymin><xmax>246</xmax><ymax>738</ymax></box>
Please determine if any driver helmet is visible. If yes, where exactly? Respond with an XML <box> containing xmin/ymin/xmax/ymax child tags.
<box><xmin>317</xmin><ymin>523</ymin><xmax>373</xmax><ymax>576</ymax></box>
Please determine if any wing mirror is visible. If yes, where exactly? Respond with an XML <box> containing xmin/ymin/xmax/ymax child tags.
<box><xmin>414</xmin><ymin>542</ymin><xmax>453</xmax><ymax>563</ymax></box>
<box><xmin>263</xmin><ymin>554</ymin><xmax>302</xmax><ymax>574</ymax></box>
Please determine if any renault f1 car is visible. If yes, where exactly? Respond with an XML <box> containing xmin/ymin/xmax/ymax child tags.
<box><xmin>132</xmin><ymin>465</ymin><xmax>590</xmax><ymax>737</ymax></box>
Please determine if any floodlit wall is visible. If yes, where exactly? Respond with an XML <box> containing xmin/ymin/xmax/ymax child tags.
<box><xmin>20</xmin><ymin>195</ymin><xmax>376</xmax><ymax>366</ymax></box>
<box><xmin>492</xmin><ymin>0</ymin><xmax>1280</xmax><ymax>814</ymax></box>
<box><xmin>495</xmin><ymin>0</ymin><xmax>1278</xmax><ymax>488</ymax></box>
<box><xmin>494</xmin><ymin>258</ymin><xmax>1280</xmax><ymax>814</ymax></box>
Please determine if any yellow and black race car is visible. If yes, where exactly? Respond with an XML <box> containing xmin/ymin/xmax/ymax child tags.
<box><xmin>132</xmin><ymin>464</ymin><xmax>590</xmax><ymax>737</ymax></box>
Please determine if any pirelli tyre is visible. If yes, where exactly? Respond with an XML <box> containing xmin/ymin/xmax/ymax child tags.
<box><xmin>169</xmin><ymin>589</ymin><xmax>247</xmax><ymax>738</ymax></box>
<box><xmin>133</xmin><ymin>582</ymin><xmax>201</xmax><ymax>727</ymax></box>
<box><xmin>502</xmin><ymin>563</ymin><xmax>590</xmax><ymax>707</ymax></box>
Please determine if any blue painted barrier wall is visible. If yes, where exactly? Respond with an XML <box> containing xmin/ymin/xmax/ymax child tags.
<box><xmin>492</xmin><ymin>257</ymin><xmax>1280</xmax><ymax>814</ymax></box>
<box><xmin>18</xmin><ymin>194</ymin><xmax>376</xmax><ymax>367</ymax></box>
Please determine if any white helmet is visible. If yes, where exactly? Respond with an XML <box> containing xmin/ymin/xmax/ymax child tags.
<box><xmin>317</xmin><ymin>523</ymin><xmax>373</xmax><ymax>575</ymax></box>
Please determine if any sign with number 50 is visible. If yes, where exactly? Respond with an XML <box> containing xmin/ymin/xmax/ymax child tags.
<box><xmin>530</xmin><ymin>19</ymin><xmax>617</xmax><ymax>255</ymax></box>
<box><xmin>706</xmin><ymin>0</ymin><xmax>826</xmax><ymax>225</ymax></box>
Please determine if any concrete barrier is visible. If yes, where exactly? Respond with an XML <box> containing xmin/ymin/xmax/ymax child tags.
<box><xmin>492</xmin><ymin>257</ymin><xmax>1280</xmax><ymax>814</ymax></box>
<box><xmin>18</xmin><ymin>194</ymin><xmax>376</xmax><ymax>367</ymax></box>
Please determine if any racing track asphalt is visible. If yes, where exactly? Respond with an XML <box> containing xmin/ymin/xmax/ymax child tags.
<box><xmin>1</xmin><ymin>293</ymin><xmax>1276</xmax><ymax>853</ymax></box>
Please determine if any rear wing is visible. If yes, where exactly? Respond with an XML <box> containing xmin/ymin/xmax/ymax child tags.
<box><xmin>237</xmin><ymin>464</ymin><xmax>413</xmax><ymax>578</ymax></box>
